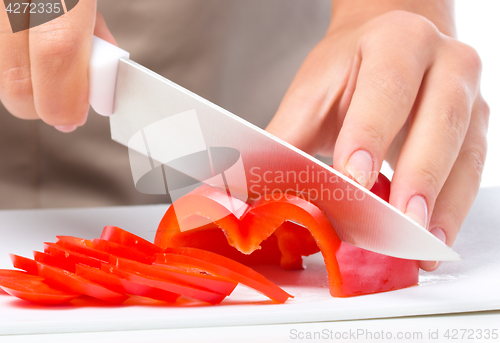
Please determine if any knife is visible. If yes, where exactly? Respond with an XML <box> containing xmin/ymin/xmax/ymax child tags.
<box><xmin>88</xmin><ymin>36</ymin><xmax>460</xmax><ymax>261</ymax></box>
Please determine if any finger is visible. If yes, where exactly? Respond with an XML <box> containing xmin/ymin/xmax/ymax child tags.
<box><xmin>0</xmin><ymin>2</ymin><xmax>38</xmax><ymax>119</ymax></box>
<box><xmin>420</xmin><ymin>95</ymin><xmax>489</xmax><ymax>271</ymax></box>
<box><xmin>390</xmin><ymin>41</ymin><xmax>482</xmax><ymax>229</ymax></box>
<box><xmin>332</xmin><ymin>19</ymin><xmax>437</xmax><ymax>189</ymax></box>
<box><xmin>29</xmin><ymin>0</ymin><xmax>97</xmax><ymax>130</ymax></box>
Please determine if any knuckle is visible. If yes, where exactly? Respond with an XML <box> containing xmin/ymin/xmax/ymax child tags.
<box><xmin>380</xmin><ymin>11</ymin><xmax>439</xmax><ymax>42</ymax></box>
<box><xmin>358</xmin><ymin>120</ymin><xmax>387</xmax><ymax>148</ymax></box>
<box><xmin>434</xmin><ymin>81</ymin><xmax>471</xmax><ymax>145</ymax></box>
<box><xmin>404</xmin><ymin>12</ymin><xmax>439</xmax><ymax>42</ymax></box>
<box><xmin>367</xmin><ymin>11</ymin><xmax>440</xmax><ymax>56</ymax></box>
<box><xmin>480</xmin><ymin>98</ymin><xmax>490</xmax><ymax>117</ymax></box>
<box><xmin>438</xmin><ymin>109</ymin><xmax>468</xmax><ymax>146</ymax></box>
<box><xmin>459</xmin><ymin>140</ymin><xmax>488</xmax><ymax>179</ymax></box>
<box><xmin>366</xmin><ymin>68</ymin><xmax>413</xmax><ymax>109</ymax></box>
<box><xmin>476</xmin><ymin>97</ymin><xmax>490</xmax><ymax>123</ymax></box>
<box><xmin>0</xmin><ymin>65</ymin><xmax>33</xmax><ymax>102</ymax></box>
<box><xmin>414</xmin><ymin>162</ymin><xmax>442</xmax><ymax>196</ymax></box>
<box><xmin>449</xmin><ymin>41</ymin><xmax>483</xmax><ymax>74</ymax></box>
<box><xmin>461</xmin><ymin>45</ymin><xmax>482</xmax><ymax>74</ymax></box>
<box><xmin>439</xmin><ymin>203</ymin><xmax>464</xmax><ymax>235</ymax></box>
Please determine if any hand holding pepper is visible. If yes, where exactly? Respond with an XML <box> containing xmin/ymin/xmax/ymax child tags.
<box><xmin>267</xmin><ymin>1</ymin><xmax>489</xmax><ymax>271</ymax></box>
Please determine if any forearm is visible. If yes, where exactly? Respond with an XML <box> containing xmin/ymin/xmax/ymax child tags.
<box><xmin>330</xmin><ymin>0</ymin><xmax>456</xmax><ymax>37</ymax></box>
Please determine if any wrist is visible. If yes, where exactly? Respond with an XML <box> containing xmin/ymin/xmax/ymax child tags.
<box><xmin>329</xmin><ymin>0</ymin><xmax>456</xmax><ymax>37</ymax></box>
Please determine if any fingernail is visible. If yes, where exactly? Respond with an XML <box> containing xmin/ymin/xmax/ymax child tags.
<box><xmin>430</xmin><ymin>227</ymin><xmax>447</xmax><ymax>244</ymax></box>
<box><xmin>405</xmin><ymin>195</ymin><xmax>428</xmax><ymax>228</ymax></box>
<box><xmin>421</xmin><ymin>228</ymin><xmax>447</xmax><ymax>270</ymax></box>
<box><xmin>345</xmin><ymin>150</ymin><xmax>373</xmax><ymax>188</ymax></box>
<box><xmin>55</xmin><ymin>125</ymin><xmax>77</xmax><ymax>133</ymax></box>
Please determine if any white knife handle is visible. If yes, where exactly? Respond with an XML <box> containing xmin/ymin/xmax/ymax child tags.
<box><xmin>89</xmin><ymin>36</ymin><xmax>130</xmax><ymax>116</ymax></box>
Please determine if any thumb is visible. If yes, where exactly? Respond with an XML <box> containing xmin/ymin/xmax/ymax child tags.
<box><xmin>94</xmin><ymin>11</ymin><xmax>116</xmax><ymax>46</ymax></box>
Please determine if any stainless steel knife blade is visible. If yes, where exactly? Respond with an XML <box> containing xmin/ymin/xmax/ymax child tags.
<box><xmin>105</xmin><ymin>57</ymin><xmax>460</xmax><ymax>262</ymax></box>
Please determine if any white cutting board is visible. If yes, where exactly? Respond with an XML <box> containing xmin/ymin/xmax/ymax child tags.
<box><xmin>0</xmin><ymin>187</ymin><xmax>499</xmax><ymax>336</ymax></box>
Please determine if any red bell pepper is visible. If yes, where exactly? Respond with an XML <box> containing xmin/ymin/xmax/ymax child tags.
<box><xmin>155</xmin><ymin>173</ymin><xmax>419</xmax><ymax>297</ymax></box>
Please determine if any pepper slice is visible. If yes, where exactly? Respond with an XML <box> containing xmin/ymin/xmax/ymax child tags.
<box><xmin>33</xmin><ymin>251</ymin><xmax>76</xmax><ymax>273</ymax></box>
<box><xmin>100</xmin><ymin>225</ymin><xmax>164</xmax><ymax>256</ymax></box>
<box><xmin>0</xmin><ymin>270</ymin><xmax>80</xmax><ymax>304</ymax></box>
<box><xmin>75</xmin><ymin>264</ymin><xmax>128</xmax><ymax>295</ymax></box>
<box><xmin>37</xmin><ymin>262</ymin><xmax>129</xmax><ymax>304</ymax></box>
<box><xmin>100</xmin><ymin>263</ymin><xmax>181</xmax><ymax>303</ymax></box>
<box><xmin>9</xmin><ymin>254</ymin><xmax>39</xmax><ymax>275</ymax></box>
<box><xmin>101</xmin><ymin>263</ymin><xmax>226</xmax><ymax>304</ymax></box>
<box><xmin>56</xmin><ymin>236</ymin><xmax>110</xmax><ymax>262</ymax></box>
<box><xmin>109</xmin><ymin>255</ymin><xmax>237</xmax><ymax>296</ymax></box>
<box><xmin>155</xmin><ymin>248</ymin><xmax>292</xmax><ymax>304</ymax></box>
<box><xmin>44</xmin><ymin>242</ymin><xmax>102</xmax><ymax>269</ymax></box>
<box><xmin>92</xmin><ymin>239</ymin><xmax>154</xmax><ymax>265</ymax></box>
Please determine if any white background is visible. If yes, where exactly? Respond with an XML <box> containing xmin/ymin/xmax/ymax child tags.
<box><xmin>456</xmin><ymin>0</ymin><xmax>500</xmax><ymax>188</ymax></box>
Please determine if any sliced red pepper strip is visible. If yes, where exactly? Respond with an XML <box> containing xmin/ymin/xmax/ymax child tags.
<box><xmin>0</xmin><ymin>269</ymin><xmax>33</xmax><ymax>278</ymax></box>
<box><xmin>100</xmin><ymin>263</ymin><xmax>180</xmax><ymax>303</ymax></box>
<box><xmin>33</xmin><ymin>251</ymin><xmax>76</xmax><ymax>273</ymax></box>
<box><xmin>155</xmin><ymin>248</ymin><xmax>292</xmax><ymax>304</ymax></box>
<box><xmin>9</xmin><ymin>254</ymin><xmax>39</xmax><ymax>275</ymax></box>
<box><xmin>108</xmin><ymin>255</ymin><xmax>237</xmax><ymax>296</ymax></box>
<box><xmin>0</xmin><ymin>271</ymin><xmax>80</xmax><ymax>305</ymax></box>
<box><xmin>100</xmin><ymin>225</ymin><xmax>164</xmax><ymax>255</ymax></box>
<box><xmin>44</xmin><ymin>242</ymin><xmax>102</xmax><ymax>269</ymax></box>
<box><xmin>102</xmin><ymin>262</ymin><xmax>227</xmax><ymax>305</ymax></box>
<box><xmin>56</xmin><ymin>236</ymin><xmax>110</xmax><ymax>262</ymax></box>
<box><xmin>37</xmin><ymin>262</ymin><xmax>128</xmax><ymax>304</ymax></box>
<box><xmin>92</xmin><ymin>239</ymin><xmax>154</xmax><ymax>264</ymax></box>
<box><xmin>75</xmin><ymin>264</ymin><xmax>128</xmax><ymax>295</ymax></box>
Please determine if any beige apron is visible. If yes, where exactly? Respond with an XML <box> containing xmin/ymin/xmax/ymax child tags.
<box><xmin>0</xmin><ymin>0</ymin><xmax>330</xmax><ymax>209</ymax></box>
